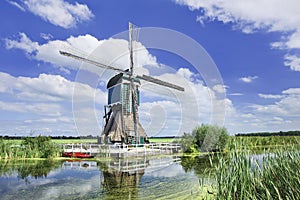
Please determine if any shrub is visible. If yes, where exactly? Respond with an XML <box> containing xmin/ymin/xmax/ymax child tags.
<box><xmin>181</xmin><ymin>124</ymin><xmax>229</xmax><ymax>153</ymax></box>
<box><xmin>21</xmin><ymin>136</ymin><xmax>61</xmax><ymax>158</ymax></box>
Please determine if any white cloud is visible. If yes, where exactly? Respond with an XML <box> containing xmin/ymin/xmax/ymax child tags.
<box><xmin>139</xmin><ymin>67</ymin><xmax>232</xmax><ymax>136</ymax></box>
<box><xmin>174</xmin><ymin>0</ymin><xmax>300</xmax><ymax>71</ymax></box>
<box><xmin>16</xmin><ymin>0</ymin><xmax>94</xmax><ymax>28</ymax></box>
<box><xmin>226</xmin><ymin>87</ymin><xmax>300</xmax><ymax>133</ymax></box>
<box><xmin>40</xmin><ymin>33</ymin><xmax>53</xmax><ymax>40</ymax></box>
<box><xmin>284</xmin><ymin>54</ymin><xmax>300</xmax><ymax>71</ymax></box>
<box><xmin>213</xmin><ymin>84</ymin><xmax>227</xmax><ymax>94</ymax></box>
<box><xmin>0</xmin><ymin>101</ymin><xmax>62</xmax><ymax>117</ymax></box>
<box><xmin>282</xmin><ymin>88</ymin><xmax>300</xmax><ymax>95</ymax></box>
<box><xmin>7</xmin><ymin>32</ymin><xmax>300</xmax><ymax>135</ymax></box>
<box><xmin>3</xmin><ymin>56</ymin><xmax>300</xmax><ymax>135</ymax></box>
<box><xmin>0</xmin><ymin>72</ymin><xmax>107</xmax><ymax>136</ymax></box>
<box><xmin>228</xmin><ymin>93</ymin><xmax>243</xmax><ymax>96</ymax></box>
<box><xmin>258</xmin><ymin>94</ymin><xmax>283</xmax><ymax>99</ymax></box>
<box><xmin>6</xmin><ymin>0</ymin><xmax>25</xmax><ymax>11</ymax></box>
<box><xmin>5</xmin><ymin>32</ymin><xmax>38</xmax><ymax>54</ymax></box>
<box><xmin>0</xmin><ymin>72</ymin><xmax>106</xmax><ymax>104</ymax></box>
<box><xmin>239</xmin><ymin>76</ymin><xmax>258</xmax><ymax>83</ymax></box>
<box><xmin>4</xmin><ymin>33</ymin><xmax>157</xmax><ymax>77</ymax></box>
<box><xmin>252</xmin><ymin>91</ymin><xmax>300</xmax><ymax>118</ymax></box>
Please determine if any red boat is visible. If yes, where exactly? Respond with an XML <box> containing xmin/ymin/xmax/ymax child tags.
<box><xmin>62</xmin><ymin>152</ymin><xmax>94</xmax><ymax>158</ymax></box>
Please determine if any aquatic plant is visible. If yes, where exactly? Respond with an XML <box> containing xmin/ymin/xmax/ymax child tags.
<box><xmin>212</xmin><ymin>146</ymin><xmax>300</xmax><ymax>200</ymax></box>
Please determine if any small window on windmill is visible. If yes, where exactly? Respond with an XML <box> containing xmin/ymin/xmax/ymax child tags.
<box><xmin>108</xmin><ymin>84</ymin><xmax>121</xmax><ymax>105</ymax></box>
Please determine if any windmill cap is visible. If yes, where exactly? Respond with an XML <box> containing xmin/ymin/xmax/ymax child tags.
<box><xmin>107</xmin><ymin>72</ymin><xmax>141</xmax><ymax>89</ymax></box>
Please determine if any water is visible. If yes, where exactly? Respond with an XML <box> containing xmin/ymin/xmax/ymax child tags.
<box><xmin>0</xmin><ymin>156</ymin><xmax>207</xmax><ymax>200</ymax></box>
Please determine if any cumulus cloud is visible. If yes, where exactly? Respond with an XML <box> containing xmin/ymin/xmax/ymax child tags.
<box><xmin>4</xmin><ymin>33</ymin><xmax>157</xmax><ymax>77</ymax></box>
<box><xmin>174</xmin><ymin>0</ymin><xmax>300</xmax><ymax>71</ymax></box>
<box><xmin>0</xmin><ymin>72</ymin><xmax>106</xmax><ymax>104</ymax></box>
<box><xmin>5</xmin><ymin>32</ymin><xmax>38</xmax><ymax>54</ymax></box>
<box><xmin>252</xmin><ymin>90</ymin><xmax>300</xmax><ymax>117</ymax></box>
<box><xmin>226</xmin><ymin>87</ymin><xmax>300</xmax><ymax>133</ymax></box>
<box><xmin>8</xmin><ymin>0</ymin><xmax>94</xmax><ymax>28</ymax></box>
<box><xmin>0</xmin><ymin>72</ymin><xmax>106</xmax><ymax>136</ymax></box>
<box><xmin>3</xmin><ymin>29</ymin><xmax>233</xmax><ymax>136</ymax></box>
<box><xmin>284</xmin><ymin>54</ymin><xmax>300</xmax><ymax>71</ymax></box>
<box><xmin>213</xmin><ymin>84</ymin><xmax>227</xmax><ymax>94</ymax></box>
<box><xmin>139</xmin><ymin>67</ymin><xmax>232</xmax><ymax>136</ymax></box>
<box><xmin>239</xmin><ymin>76</ymin><xmax>258</xmax><ymax>83</ymax></box>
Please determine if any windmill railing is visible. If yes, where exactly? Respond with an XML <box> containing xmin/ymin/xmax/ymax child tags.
<box><xmin>62</xmin><ymin>142</ymin><xmax>182</xmax><ymax>158</ymax></box>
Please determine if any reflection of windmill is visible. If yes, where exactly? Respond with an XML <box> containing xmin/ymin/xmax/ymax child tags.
<box><xmin>60</xmin><ymin>22</ymin><xmax>184</xmax><ymax>145</ymax></box>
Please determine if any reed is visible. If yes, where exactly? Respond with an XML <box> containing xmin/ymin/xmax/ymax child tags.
<box><xmin>228</xmin><ymin>136</ymin><xmax>300</xmax><ymax>150</ymax></box>
<box><xmin>0</xmin><ymin>136</ymin><xmax>61</xmax><ymax>159</ymax></box>
<box><xmin>211</xmin><ymin>145</ymin><xmax>300</xmax><ymax>199</ymax></box>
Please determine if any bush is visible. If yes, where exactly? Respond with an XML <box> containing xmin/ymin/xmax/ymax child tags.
<box><xmin>21</xmin><ymin>136</ymin><xmax>61</xmax><ymax>158</ymax></box>
<box><xmin>180</xmin><ymin>132</ymin><xmax>197</xmax><ymax>153</ymax></box>
<box><xmin>181</xmin><ymin>124</ymin><xmax>229</xmax><ymax>153</ymax></box>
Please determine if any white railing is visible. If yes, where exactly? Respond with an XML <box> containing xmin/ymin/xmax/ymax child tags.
<box><xmin>62</xmin><ymin>142</ymin><xmax>182</xmax><ymax>158</ymax></box>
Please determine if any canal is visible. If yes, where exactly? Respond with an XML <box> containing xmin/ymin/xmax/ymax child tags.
<box><xmin>0</xmin><ymin>155</ymin><xmax>211</xmax><ymax>200</ymax></box>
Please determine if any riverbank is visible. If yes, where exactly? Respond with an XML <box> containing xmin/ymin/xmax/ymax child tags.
<box><xmin>1</xmin><ymin>137</ymin><xmax>299</xmax><ymax>199</ymax></box>
<box><xmin>1</xmin><ymin>135</ymin><xmax>300</xmax><ymax>159</ymax></box>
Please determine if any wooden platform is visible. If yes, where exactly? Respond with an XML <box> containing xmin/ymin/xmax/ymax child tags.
<box><xmin>62</xmin><ymin>143</ymin><xmax>182</xmax><ymax>158</ymax></box>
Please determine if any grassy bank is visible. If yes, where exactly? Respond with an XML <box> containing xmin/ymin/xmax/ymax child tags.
<box><xmin>148</xmin><ymin>137</ymin><xmax>180</xmax><ymax>143</ymax></box>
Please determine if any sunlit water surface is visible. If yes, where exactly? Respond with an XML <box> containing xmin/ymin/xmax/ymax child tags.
<box><xmin>0</xmin><ymin>156</ymin><xmax>204</xmax><ymax>200</ymax></box>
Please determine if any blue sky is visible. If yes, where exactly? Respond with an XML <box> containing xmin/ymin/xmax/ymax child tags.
<box><xmin>1</xmin><ymin>0</ymin><xmax>300</xmax><ymax>137</ymax></box>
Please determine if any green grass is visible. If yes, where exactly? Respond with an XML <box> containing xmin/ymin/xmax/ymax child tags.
<box><xmin>227</xmin><ymin>136</ymin><xmax>300</xmax><ymax>151</ymax></box>
<box><xmin>51</xmin><ymin>138</ymin><xmax>97</xmax><ymax>144</ymax></box>
<box><xmin>148</xmin><ymin>137</ymin><xmax>180</xmax><ymax>143</ymax></box>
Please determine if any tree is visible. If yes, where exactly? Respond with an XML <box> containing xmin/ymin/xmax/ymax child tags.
<box><xmin>180</xmin><ymin>132</ymin><xmax>197</xmax><ymax>153</ymax></box>
<box><xmin>181</xmin><ymin>124</ymin><xmax>229</xmax><ymax>153</ymax></box>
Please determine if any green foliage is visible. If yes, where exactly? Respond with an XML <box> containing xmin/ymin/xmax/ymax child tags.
<box><xmin>236</xmin><ymin>130</ymin><xmax>300</xmax><ymax>137</ymax></box>
<box><xmin>180</xmin><ymin>124</ymin><xmax>229</xmax><ymax>153</ymax></box>
<box><xmin>229</xmin><ymin>136</ymin><xmax>300</xmax><ymax>150</ymax></box>
<box><xmin>180</xmin><ymin>132</ymin><xmax>197</xmax><ymax>153</ymax></box>
<box><xmin>0</xmin><ymin>136</ymin><xmax>61</xmax><ymax>159</ymax></box>
<box><xmin>22</xmin><ymin>136</ymin><xmax>62</xmax><ymax>158</ymax></box>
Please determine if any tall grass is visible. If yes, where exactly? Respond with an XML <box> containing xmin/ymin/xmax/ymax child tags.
<box><xmin>0</xmin><ymin>136</ymin><xmax>61</xmax><ymax>159</ymax></box>
<box><xmin>211</xmin><ymin>145</ymin><xmax>300</xmax><ymax>199</ymax></box>
<box><xmin>228</xmin><ymin>136</ymin><xmax>300</xmax><ymax>150</ymax></box>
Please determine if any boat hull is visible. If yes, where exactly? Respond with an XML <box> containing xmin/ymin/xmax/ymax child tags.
<box><xmin>62</xmin><ymin>152</ymin><xmax>94</xmax><ymax>158</ymax></box>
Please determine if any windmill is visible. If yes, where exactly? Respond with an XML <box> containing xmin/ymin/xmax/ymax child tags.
<box><xmin>59</xmin><ymin>23</ymin><xmax>184</xmax><ymax>145</ymax></box>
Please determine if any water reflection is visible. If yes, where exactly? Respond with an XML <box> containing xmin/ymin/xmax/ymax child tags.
<box><xmin>99</xmin><ymin>159</ymin><xmax>147</xmax><ymax>199</ymax></box>
<box><xmin>0</xmin><ymin>159</ymin><xmax>61</xmax><ymax>181</ymax></box>
<box><xmin>0</xmin><ymin>156</ymin><xmax>201</xmax><ymax>200</ymax></box>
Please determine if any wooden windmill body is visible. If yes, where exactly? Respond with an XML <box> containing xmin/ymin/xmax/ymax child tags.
<box><xmin>101</xmin><ymin>73</ymin><xmax>147</xmax><ymax>144</ymax></box>
<box><xmin>60</xmin><ymin>23</ymin><xmax>184</xmax><ymax>145</ymax></box>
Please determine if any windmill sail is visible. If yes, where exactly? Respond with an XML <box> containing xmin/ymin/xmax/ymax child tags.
<box><xmin>128</xmin><ymin>22</ymin><xmax>140</xmax><ymax>145</ymax></box>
